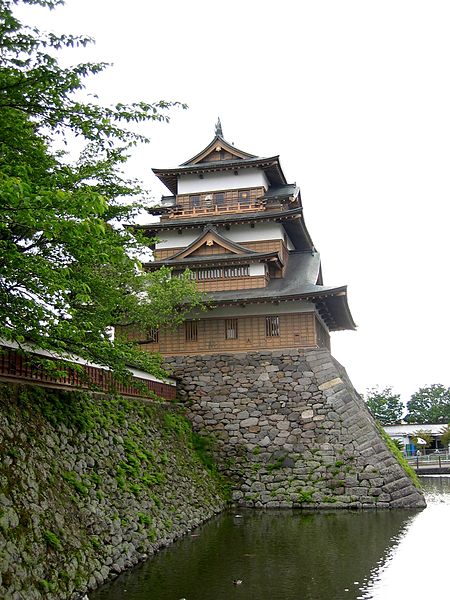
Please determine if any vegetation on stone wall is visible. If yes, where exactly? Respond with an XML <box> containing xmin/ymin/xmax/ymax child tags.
<box><xmin>0</xmin><ymin>383</ymin><xmax>226</xmax><ymax>599</ymax></box>
<box><xmin>376</xmin><ymin>424</ymin><xmax>421</xmax><ymax>489</ymax></box>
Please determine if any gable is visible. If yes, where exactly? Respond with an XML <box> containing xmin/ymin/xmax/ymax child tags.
<box><xmin>198</xmin><ymin>147</ymin><xmax>242</xmax><ymax>163</ymax></box>
<box><xmin>189</xmin><ymin>241</ymin><xmax>230</xmax><ymax>257</ymax></box>
<box><xmin>167</xmin><ymin>228</ymin><xmax>256</xmax><ymax>261</ymax></box>
<box><xmin>181</xmin><ymin>135</ymin><xmax>256</xmax><ymax>166</ymax></box>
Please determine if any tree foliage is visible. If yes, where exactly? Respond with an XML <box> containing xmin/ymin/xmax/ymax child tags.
<box><xmin>405</xmin><ymin>385</ymin><xmax>450</xmax><ymax>424</ymax></box>
<box><xmin>411</xmin><ymin>430</ymin><xmax>433</xmax><ymax>448</ymax></box>
<box><xmin>364</xmin><ymin>386</ymin><xmax>404</xmax><ymax>425</ymax></box>
<box><xmin>440</xmin><ymin>425</ymin><xmax>450</xmax><ymax>448</ymax></box>
<box><xmin>0</xmin><ymin>0</ymin><xmax>200</xmax><ymax>379</ymax></box>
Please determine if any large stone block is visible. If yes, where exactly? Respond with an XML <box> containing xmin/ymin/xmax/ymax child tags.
<box><xmin>164</xmin><ymin>348</ymin><xmax>426</xmax><ymax>510</ymax></box>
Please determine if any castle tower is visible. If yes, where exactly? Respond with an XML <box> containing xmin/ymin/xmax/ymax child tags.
<box><xmin>137</xmin><ymin>124</ymin><xmax>356</xmax><ymax>354</ymax></box>
<box><xmin>135</xmin><ymin>124</ymin><xmax>424</xmax><ymax>509</ymax></box>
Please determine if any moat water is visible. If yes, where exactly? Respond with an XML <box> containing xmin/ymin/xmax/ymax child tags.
<box><xmin>91</xmin><ymin>476</ymin><xmax>450</xmax><ymax>600</ymax></box>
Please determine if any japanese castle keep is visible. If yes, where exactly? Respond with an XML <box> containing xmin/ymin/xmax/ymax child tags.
<box><xmin>137</xmin><ymin>122</ymin><xmax>425</xmax><ymax>508</ymax></box>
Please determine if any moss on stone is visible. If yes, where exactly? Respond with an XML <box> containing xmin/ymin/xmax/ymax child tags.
<box><xmin>0</xmin><ymin>382</ymin><xmax>227</xmax><ymax>599</ymax></box>
<box><xmin>377</xmin><ymin>423</ymin><xmax>421</xmax><ymax>489</ymax></box>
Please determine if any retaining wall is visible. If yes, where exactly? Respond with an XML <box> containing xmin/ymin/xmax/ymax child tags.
<box><xmin>165</xmin><ymin>348</ymin><xmax>426</xmax><ymax>509</ymax></box>
<box><xmin>0</xmin><ymin>384</ymin><xmax>225</xmax><ymax>600</ymax></box>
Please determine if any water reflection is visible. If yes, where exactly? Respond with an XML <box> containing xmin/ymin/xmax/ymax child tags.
<box><xmin>360</xmin><ymin>476</ymin><xmax>450</xmax><ymax>600</ymax></box>
<box><xmin>92</xmin><ymin>513</ymin><xmax>417</xmax><ymax>599</ymax></box>
<box><xmin>91</xmin><ymin>477</ymin><xmax>449</xmax><ymax>600</ymax></box>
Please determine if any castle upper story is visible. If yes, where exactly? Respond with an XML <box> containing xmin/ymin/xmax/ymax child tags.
<box><xmin>132</xmin><ymin>123</ymin><xmax>355</xmax><ymax>356</ymax></box>
<box><xmin>152</xmin><ymin>120</ymin><xmax>303</xmax><ymax>223</ymax></box>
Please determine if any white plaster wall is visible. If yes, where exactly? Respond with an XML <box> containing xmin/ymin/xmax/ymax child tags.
<box><xmin>156</xmin><ymin>223</ymin><xmax>285</xmax><ymax>249</ymax></box>
<box><xmin>286</xmin><ymin>235</ymin><xmax>295</xmax><ymax>250</ymax></box>
<box><xmin>249</xmin><ymin>264</ymin><xmax>266</xmax><ymax>276</ymax></box>
<box><xmin>155</xmin><ymin>230</ymin><xmax>199</xmax><ymax>249</ymax></box>
<box><xmin>190</xmin><ymin>301</ymin><xmax>316</xmax><ymax>319</ymax></box>
<box><xmin>220</xmin><ymin>222</ymin><xmax>285</xmax><ymax>243</ymax></box>
<box><xmin>178</xmin><ymin>169</ymin><xmax>269</xmax><ymax>194</ymax></box>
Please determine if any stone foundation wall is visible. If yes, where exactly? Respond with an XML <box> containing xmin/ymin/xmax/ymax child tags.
<box><xmin>165</xmin><ymin>348</ymin><xmax>425</xmax><ymax>509</ymax></box>
<box><xmin>0</xmin><ymin>384</ymin><xmax>225</xmax><ymax>600</ymax></box>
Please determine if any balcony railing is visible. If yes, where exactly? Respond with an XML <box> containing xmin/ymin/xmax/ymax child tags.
<box><xmin>169</xmin><ymin>200</ymin><xmax>263</xmax><ymax>218</ymax></box>
<box><xmin>166</xmin><ymin>189</ymin><xmax>265</xmax><ymax>219</ymax></box>
<box><xmin>0</xmin><ymin>346</ymin><xmax>177</xmax><ymax>401</ymax></box>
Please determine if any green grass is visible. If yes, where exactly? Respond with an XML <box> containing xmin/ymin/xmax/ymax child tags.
<box><xmin>62</xmin><ymin>471</ymin><xmax>89</xmax><ymax>496</ymax></box>
<box><xmin>297</xmin><ymin>490</ymin><xmax>314</xmax><ymax>503</ymax></box>
<box><xmin>377</xmin><ymin>424</ymin><xmax>421</xmax><ymax>488</ymax></box>
<box><xmin>43</xmin><ymin>530</ymin><xmax>62</xmax><ymax>551</ymax></box>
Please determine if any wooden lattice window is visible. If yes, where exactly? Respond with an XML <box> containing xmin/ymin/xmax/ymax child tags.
<box><xmin>190</xmin><ymin>195</ymin><xmax>200</xmax><ymax>207</ymax></box>
<box><xmin>265</xmin><ymin>316</ymin><xmax>280</xmax><ymax>337</ymax></box>
<box><xmin>185</xmin><ymin>321</ymin><xmax>198</xmax><ymax>342</ymax></box>
<box><xmin>223</xmin><ymin>265</ymin><xmax>249</xmax><ymax>278</ymax></box>
<box><xmin>196</xmin><ymin>266</ymin><xmax>249</xmax><ymax>280</ymax></box>
<box><xmin>225</xmin><ymin>318</ymin><xmax>238</xmax><ymax>340</ymax></box>
<box><xmin>147</xmin><ymin>328</ymin><xmax>159</xmax><ymax>343</ymax></box>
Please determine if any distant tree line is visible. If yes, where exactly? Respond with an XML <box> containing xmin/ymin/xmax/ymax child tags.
<box><xmin>364</xmin><ymin>384</ymin><xmax>450</xmax><ymax>425</ymax></box>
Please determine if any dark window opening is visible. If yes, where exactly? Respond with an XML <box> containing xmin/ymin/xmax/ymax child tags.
<box><xmin>265</xmin><ymin>316</ymin><xmax>280</xmax><ymax>337</ymax></box>
<box><xmin>147</xmin><ymin>328</ymin><xmax>159</xmax><ymax>343</ymax></box>
<box><xmin>239</xmin><ymin>190</ymin><xmax>250</xmax><ymax>204</ymax></box>
<box><xmin>225</xmin><ymin>318</ymin><xmax>238</xmax><ymax>340</ymax></box>
<box><xmin>214</xmin><ymin>192</ymin><xmax>225</xmax><ymax>206</ymax></box>
<box><xmin>185</xmin><ymin>321</ymin><xmax>198</xmax><ymax>342</ymax></box>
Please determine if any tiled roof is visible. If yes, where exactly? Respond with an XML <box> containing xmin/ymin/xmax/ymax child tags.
<box><xmin>206</xmin><ymin>252</ymin><xmax>356</xmax><ymax>331</ymax></box>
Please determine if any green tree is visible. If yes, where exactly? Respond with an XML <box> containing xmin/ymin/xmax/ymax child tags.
<box><xmin>364</xmin><ymin>386</ymin><xmax>404</xmax><ymax>425</ymax></box>
<box><xmin>405</xmin><ymin>385</ymin><xmax>450</xmax><ymax>424</ymax></box>
<box><xmin>440</xmin><ymin>425</ymin><xmax>450</xmax><ymax>448</ymax></box>
<box><xmin>411</xmin><ymin>430</ymin><xmax>433</xmax><ymax>449</ymax></box>
<box><xmin>390</xmin><ymin>438</ymin><xmax>404</xmax><ymax>452</ymax></box>
<box><xmin>0</xmin><ymin>0</ymin><xmax>200</xmax><ymax>380</ymax></box>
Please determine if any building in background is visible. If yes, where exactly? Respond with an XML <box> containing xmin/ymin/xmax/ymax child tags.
<box><xmin>384</xmin><ymin>423</ymin><xmax>448</xmax><ymax>455</ymax></box>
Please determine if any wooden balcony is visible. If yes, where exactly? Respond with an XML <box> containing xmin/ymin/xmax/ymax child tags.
<box><xmin>164</xmin><ymin>187</ymin><xmax>266</xmax><ymax>219</ymax></box>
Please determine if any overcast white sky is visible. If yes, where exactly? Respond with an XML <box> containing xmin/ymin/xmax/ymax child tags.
<box><xmin>20</xmin><ymin>0</ymin><xmax>450</xmax><ymax>406</ymax></box>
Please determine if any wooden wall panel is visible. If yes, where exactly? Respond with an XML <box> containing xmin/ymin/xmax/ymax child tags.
<box><xmin>190</xmin><ymin>243</ymin><xmax>229</xmax><ymax>256</ymax></box>
<box><xmin>315</xmin><ymin>317</ymin><xmax>331</xmax><ymax>350</ymax></box>
<box><xmin>153</xmin><ymin>247</ymin><xmax>183</xmax><ymax>260</ymax></box>
<box><xmin>196</xmin><ymin>276</ymin><xmax>267</xmax><ymax>292</ymax></box>
<box><xmin>139</xmin><ymin>312</ymin><xmax>320</xmax><ymax>355</ymax></box>
<box><xmin>240</xmin><ymin>240</ymin><xmax>283</xmax><ymax>253</ymax></box>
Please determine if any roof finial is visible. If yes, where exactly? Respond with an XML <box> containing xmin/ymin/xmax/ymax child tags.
<box><xmin>215</xmin><ymin>117</ymin><xmax>223</xmax><ymax>138</ymax></box>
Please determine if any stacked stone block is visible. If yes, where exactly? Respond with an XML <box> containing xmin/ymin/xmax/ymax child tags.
<box><xmin>165</xmin><ymin>348</ymin><xmax>425</xmax><ymax>509</ymax></box>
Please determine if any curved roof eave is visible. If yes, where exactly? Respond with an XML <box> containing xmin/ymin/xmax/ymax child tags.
<box><xmin>143</xmin><ymin>251</ymin><xmax>281</xmax><ymax>269</ymax></box>
<box><xmin>135</xmin><ymin>207</ymin><xmax>304</xmax><ymax>232</ymax></box>
<box><xmin>207</xmin><ymin>287</ymin><xmax>356</xmax><ymax>332</ymax></box>
<box><xmin>152</xmin><ymin>156</ymin><xmax>288</xmax><ymax>195</ymax></box>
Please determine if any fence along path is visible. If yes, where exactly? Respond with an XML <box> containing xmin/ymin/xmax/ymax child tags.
<box><xmin>0</xmin><ymin>344</ymin><xmax>176</xmax><ymax>401</ymax></box>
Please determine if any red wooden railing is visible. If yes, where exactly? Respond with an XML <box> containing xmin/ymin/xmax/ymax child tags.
<box><xmin>0</xmin><ymin>346</ymin><xmax>176</xmax><ymax>401</ymax></box>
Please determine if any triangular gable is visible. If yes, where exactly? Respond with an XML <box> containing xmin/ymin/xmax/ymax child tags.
<box><xmin>189</xmin><ymin>242</ymin><xmax>230</xmax><ymax>257</ymax></box>
<box><xmin>168</xmin><ymin>228</ymin><xmax>257</xmax><ymax>260</ymax></box>
<box><xmin>180</xmin><ymin>135</ymin><xmax>257</xmax><ymax>166</ymax></box>
<box><xmin>198</xmin><ymin>147</ymin><xmax>241</xmax><ymax>164</ymax></box>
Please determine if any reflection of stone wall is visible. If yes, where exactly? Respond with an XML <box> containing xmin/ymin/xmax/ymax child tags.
<box><xmin>165</xmin><ymin>348</ymin><xmax>426</xmax><ymax>509</ymax></box>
